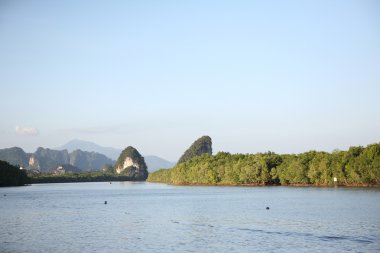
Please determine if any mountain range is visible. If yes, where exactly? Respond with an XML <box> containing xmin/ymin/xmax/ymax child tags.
<box><xmin>0</xmin><ymin>147</ymin><xmax>113</xmax><ymax>172</ymax></box>
<box><xmin>56</xmin><ymin>139</ymin><xmax>120</xmax><ymax>160</ymax></box>
<box><xmin>56</xmin><ymin>139</ymin><xmax>175</xmax><ymax>172</ymax></box>
<box><xmin>0</xmin><ymin>140</ymin><xmax>174</xmax><ymax>173</ymax></box>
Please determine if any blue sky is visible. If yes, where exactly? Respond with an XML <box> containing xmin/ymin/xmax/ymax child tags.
<box><xmin>0</xmin><ymin>0</ymin><xmax>379</xmax><ymax>161</ymax></box>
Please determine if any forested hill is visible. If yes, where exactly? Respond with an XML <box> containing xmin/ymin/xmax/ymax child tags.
<box><xmin>148</xmin><ymin>142</ymin><xmax>380</xmax><ymax>186</ymax></box>
<box><xmin>177</xmin><ymin>136</ymin><xmax>212</xmax><ymax>164</ymax></box>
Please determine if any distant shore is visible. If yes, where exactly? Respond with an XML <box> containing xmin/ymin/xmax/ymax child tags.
<box><xmin>30</xmin><ymin>174</ymin><xmax>144</xmax><ymax>184</ymax></box>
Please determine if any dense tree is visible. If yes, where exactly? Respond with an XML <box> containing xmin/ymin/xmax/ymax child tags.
<box><xmin>148</xmin><ymin>143</ymin><xmax>380</xmax><ymax>186</ymax></box>
<box><xmin>30</xmin><ymin>171</ymin><xmax>135</xmax><ymax>184</ymax></box>
<box><xmin>0</xmin><ymin>160</ymin><xmax>30</xmax><ymax>186</ymax></box>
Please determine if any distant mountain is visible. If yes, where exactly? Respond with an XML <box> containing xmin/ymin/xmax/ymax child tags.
<box><xmin>33</xmin><ymin>147</ymin><xmax>70</xmax><ymax>171</ymax></box>
<box><xmin>57</xmin><ymin>139</ymin><xmax>121</xmax><ymax>160</ymax></box>
<box><xmin>69</xmin><ymin>149</ymin><xmax>114</xmax><ymax>171</ymax></box>
<box><xmin>0</xmin><ymin>141</ymin><xmax>178</xmax><ymax>174</ymax></box>
<box><xmin>0</xmin><ymin>147</ymin><xmax>114</xmax><ymax>172</ymax></box>
<box><xmin>58</xmin><ymin>139</ymin><xmax>175</xmax><ymax>172</ymax></box>
<box><xmin>0</xmin><ymin>147</ymin><xmax>29</xmax><ymax>167</ymax></box>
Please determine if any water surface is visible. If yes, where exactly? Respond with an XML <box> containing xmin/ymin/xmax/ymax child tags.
<box><xmin>1</xmin><ymin>182</ymin><xmax>379</xmax><ymax>252</ymax></box>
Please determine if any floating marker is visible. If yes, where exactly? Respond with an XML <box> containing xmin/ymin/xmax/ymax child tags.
<box><xmin>266</xmin><ymin>207</ymin><xmax>270</xmax><ymax>210</ymax></box>
<box><xmin>104</xmin><ymin>201</ymin><xmax>107</xmax><ymax>205</ymax></box>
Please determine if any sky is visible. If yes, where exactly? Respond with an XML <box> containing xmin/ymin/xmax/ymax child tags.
<box><xmin>0</xmin><ymin>0</ymin><xmax>379</xmax><ymax>161</ymax></box>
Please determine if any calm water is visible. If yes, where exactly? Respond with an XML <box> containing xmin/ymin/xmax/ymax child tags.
<box><xmin>0</xmin><ymin>182</ymin><xmax>379</xmax><ymax>253</ymax></box>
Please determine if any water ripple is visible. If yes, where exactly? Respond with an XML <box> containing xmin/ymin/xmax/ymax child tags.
<box><xmin>1</xmin><ymin>182</ymin><xmax>380</xmax><ymax>253</ymax></box>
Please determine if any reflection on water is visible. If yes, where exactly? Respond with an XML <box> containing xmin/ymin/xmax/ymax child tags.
<box><xmin>1</xmin><ymin>182</ymin><xmax>380</xmax><ymax>252</ymax></box>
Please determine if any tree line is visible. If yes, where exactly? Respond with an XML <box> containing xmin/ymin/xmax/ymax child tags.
<box><xmin>30</xmin><ymin>170</ymin><xmax>144</xmax><ymax>184</ymax></box>
<box><xmin>148</xmin><ymin>142</ymin><xmax>380</xmax><ymax>186</ymax></box>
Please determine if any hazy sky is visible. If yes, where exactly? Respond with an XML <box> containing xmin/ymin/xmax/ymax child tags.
<box><xmin>1</xmin><ymin>0</ymin><xmax>379</xmax><ymax>161</ymax></box>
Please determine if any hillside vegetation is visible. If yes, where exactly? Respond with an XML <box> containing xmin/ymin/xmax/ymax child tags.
<box><xmin>114</xmin><ymin>146</ymin><xmax>148</xmax><ymax>180</ymax></box>
<box><xmin>0</xmin><ymin>160</ymin><xmax>30</xmax><ymax>186</ymax></box>
<box><xmin>177</xmin><ymin>136</ymin><xmax>212</xmax><ymax>164</ymax></box>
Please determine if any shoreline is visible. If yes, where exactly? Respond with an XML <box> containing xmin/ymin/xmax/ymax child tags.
<box><xmin>3</xmin><ymin>180</ymin><xmax>379</xmax><ymax>188</ymax></box>
<box><xmin>147</xmin><ymin>181</ymin><xmax>380</xmax><ymax>188</ymax></box>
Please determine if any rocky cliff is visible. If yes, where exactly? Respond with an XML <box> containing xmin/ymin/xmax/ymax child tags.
<box><xmin>115</xmin><ymin>146</ymin><xmax>148</xmax><ymax>180</ymax></box>
<box><xmin>31</xmin><ymin>148</ymin><xmax>70</xmax><ymax>171</ymax></box>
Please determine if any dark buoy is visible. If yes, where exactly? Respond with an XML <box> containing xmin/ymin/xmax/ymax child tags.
<box><xmin>3</xmin><ymin>194</ymin><xmax>6</xmax><ymax>197</ymax></box>
<box><xmin>104</xmin><ymin>201</ymin><xmax>107</xmax><ymax>205</ymax></box>
<box><xmin>110</xmin><ymin>182</ymin><xmax>112</xmax><ymax>184</ymax></box>
<box><xmin>266</xmin><ymin>207</ymin><xmax>270</xmax><ymax>210</ymax></box>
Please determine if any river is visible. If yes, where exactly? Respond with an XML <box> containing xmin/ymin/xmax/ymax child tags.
<box><xmin>1</xmin><ymin>182</ymin><xmax>379</xmax><ymax>252</ymax></box>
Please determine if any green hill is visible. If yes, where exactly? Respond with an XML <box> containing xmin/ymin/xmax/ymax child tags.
<box><xmin>115</xmin><ymin>146</ymin><xmax>148</xmax><ymax>180</ymax></box>
<box><xmin>177</xmin><ymin>136</ymin><xmax>212</xmax><ymax>164</ymax></box>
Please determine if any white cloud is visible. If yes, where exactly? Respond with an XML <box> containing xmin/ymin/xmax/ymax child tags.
<box><xmin>15</xmin><ymin>126</ymin><xmax>39</xmax><ymax>136</ymax></box>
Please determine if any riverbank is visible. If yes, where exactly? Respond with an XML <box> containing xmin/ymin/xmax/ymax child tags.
<box><xmin>149</xmin><ymin>143</ymin><xmax>380</xmax><ymax>187</ymax></box>
<box><xmin>148</xmin><ymin>180</ymin><xmax>380</xmax><ymax>188</ymax></box>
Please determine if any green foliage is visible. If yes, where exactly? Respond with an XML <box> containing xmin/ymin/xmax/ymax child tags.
<box><xmin>177</xmin><ymin>136</ymin><xmax>212</xmax><ymax>164</ymax></box>
<box><xmin>0</xmin><ymin>160</ymin><xmax>31</xmax><ymax>186</ymax></box>
<box><xmin>149</xmin><ymin>143</ymin><xmax>380</xmax><ymax>186</ymax></box>
<box><xmin>150</xmin><ymin>152</ymin><xmax>271</xmax><ymax>185</ymax></box>
<box><xmin>102</xmin><ymin>164</ymin><xmax>115</xmax><ymax>174</ymax></box>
